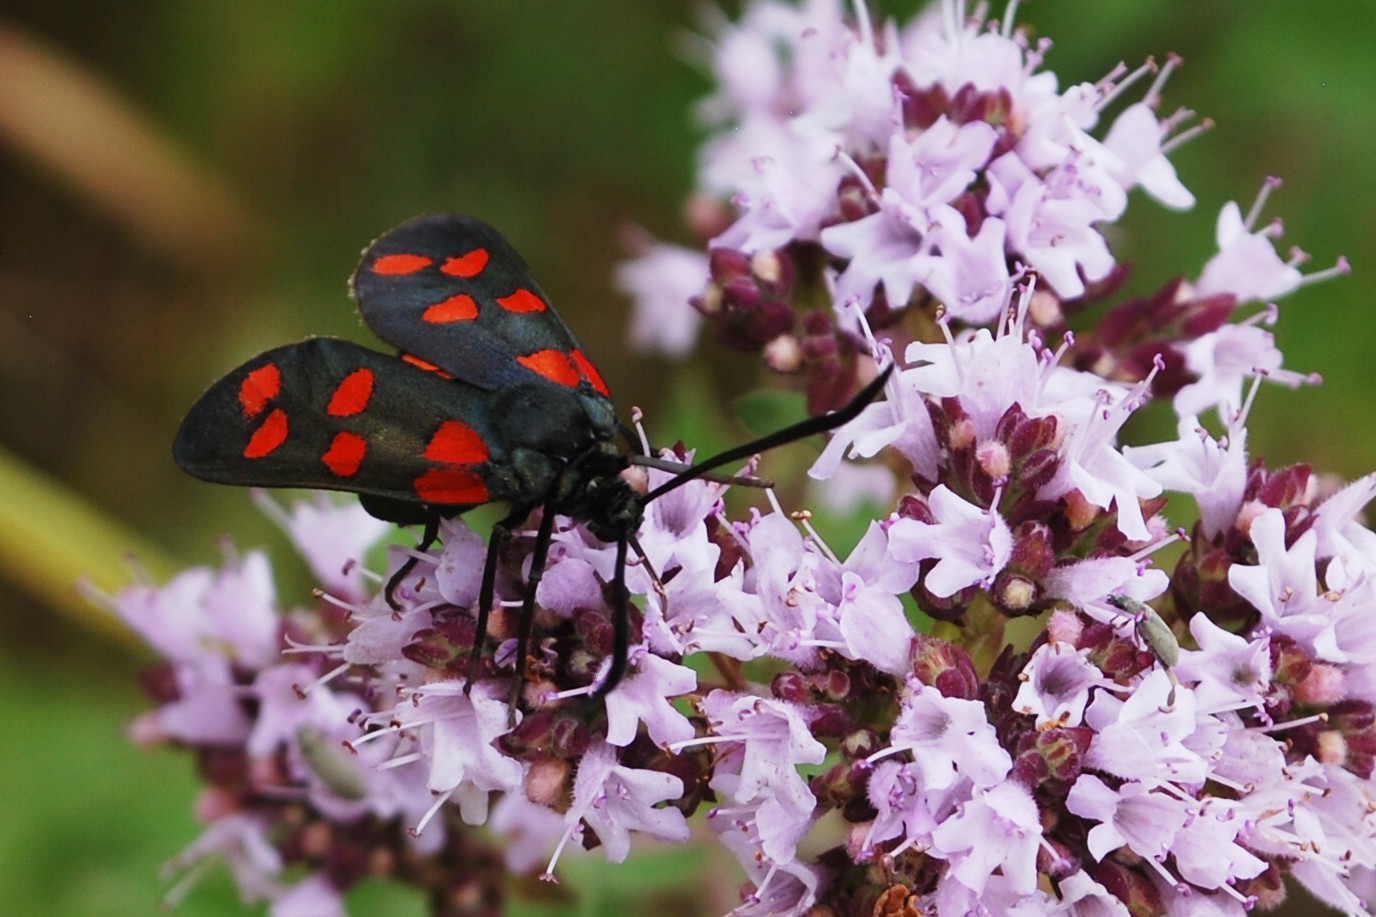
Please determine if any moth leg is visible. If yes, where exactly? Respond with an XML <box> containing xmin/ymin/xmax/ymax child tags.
<box><xmin>508</xmin><ymin>507</ymin><xmax>557</xmax><ymax>717</ymax></box>
<box><xmin>383</xmin><ymin>512</ymin><xmax>441</xmax><ymax>609</ymax></box>
<box><xmin>466</xmin><ymin>507</ymin><xmax>529</xmax><ymax>695</ymax></box>
<box><xmin>592</xmin><ymin>534</ymin><xmax>631</xmax><ymax>700</ymax></box>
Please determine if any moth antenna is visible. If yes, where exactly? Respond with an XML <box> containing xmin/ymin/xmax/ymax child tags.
<box><xmin>645</xmin><ymin>364</ymin><xmax>893</xmax><ymax>503</ymax></box>
<box><xmin>628</xmin><ymin>453</ymin><xmax>773</xmax><ymax>488</ymax></box>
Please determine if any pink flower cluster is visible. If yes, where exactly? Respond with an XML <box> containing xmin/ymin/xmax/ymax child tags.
<box><xmin>109</xmin><ymin>2</ymin><xmax>1370</xmax><ymax>916</ymax></box>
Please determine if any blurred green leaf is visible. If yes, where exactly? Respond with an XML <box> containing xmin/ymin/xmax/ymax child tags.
<box><xmin>0</xmin><ymin>445</ymin><xmax>184</xmax><ymax>649</ymax></box>
<box><xmin>733</xmin><ymin>388</ymin><xmax>808</xmax><ymax>438</ymax></box>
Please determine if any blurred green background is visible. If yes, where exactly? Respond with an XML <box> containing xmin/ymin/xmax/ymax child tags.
<box><xmin>0</xmin><ymin>1</ymin><xmax>1371</xmax><ymax>914</ymax></box>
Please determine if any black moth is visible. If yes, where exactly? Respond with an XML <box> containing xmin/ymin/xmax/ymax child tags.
<box><xmin>174</xmin><ymin>213</ymin><xmax>890</xmax><ymax>700</ymax></box>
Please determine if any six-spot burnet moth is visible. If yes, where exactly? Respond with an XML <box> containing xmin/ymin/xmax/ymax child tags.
<box><xmin>174</xmin><ymin>213</ymin><xmax>891</xmax><ymax>700</ymax></box>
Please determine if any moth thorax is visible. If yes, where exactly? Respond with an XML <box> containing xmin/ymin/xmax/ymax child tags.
<box><xmin>554</xmin><ymin>445</ymin><xmax>642</xmax><ymax>542</ymax></box>
<box><xmin>491</xmin><ymin>384</ymin><xmax>604</xmax><ymax>460</ymax></box>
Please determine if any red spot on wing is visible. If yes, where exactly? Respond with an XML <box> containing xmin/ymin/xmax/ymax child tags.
<box><xmin>422</xmin><ymin>293</ymin><xmax>479</xmax><ymax>324</ymax></box>
<box><xmin>372</xmin><ymin>253</ymin><xmax>433</xmax><ymax>275</ymax></box>
<box><xmin>424</xmin><ymin>420</ymin><xmax>489</xmax><ymax>465</ymax></box>
<box><xmin>441</xmin><ymin>248</ymin><xmax>490</xmax><ymax>278</ymax></box>
<box><xmin>570</xmin><ymin>350</ymin><xmax>609</xmax><ymax>396</ymax></box>
<box><xmin>402</xmin><ymin>354</ymin><xmax>453</xmax><ymax>379</ymax></box>
<box><xmin>496</xmin><ymin>288</ymin><xmax>546</xmax><ymax>313</ymax></box>
<box><xmin>327</xmin><ymin>368</ymin><xmax>374</xmax><ymax>417</ymax></box>
<box><xmin>244</xmin><ymin>408</ymin><xmax>288</xmax><ymax>458</ymax></box>
<box><xmin>517</xmin><ymin>349</ymin><xmax>580</xmax><ymax>387</ymax></box>
<box><xmin>414</xmin><ymin>468</ymin><xmax>490</xmax><ymax>505</ymax></box>
<box><xmin>321</xmin><ymin>431</ymin><xmax>367</xmax><ymax>477</ymax></box>
<box><xmin>239</xmin><ymin>363</ymin><xmax>281</xmax><ymax>418</ymax></box>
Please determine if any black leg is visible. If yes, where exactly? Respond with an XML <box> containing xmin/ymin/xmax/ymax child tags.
<box><xmin>593</xmin><ymin>534</ymin><xmax>631</xmax><ymax>700</ymax></box>
<box><xmin>383</xmin><ymin>512</ymin><xmax>440</xmax><ymax>609</ymax></box>
<box><xmin>508</xmin><ymin>507</ymin><xmax>557</xmax><ymax>714</ymax></box>
<box><xmin>465</xmin><ymin>508</ymin><xmax>528</xmax><ymax>694</ymax></box>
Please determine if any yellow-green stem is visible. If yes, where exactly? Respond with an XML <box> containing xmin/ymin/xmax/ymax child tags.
<box><xmin>0</xmin><ymin>445</ymin><xmax>184</xmax><ymax>649</ymax></box>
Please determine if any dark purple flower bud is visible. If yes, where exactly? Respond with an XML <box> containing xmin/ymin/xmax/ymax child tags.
<box><xmin>1007</xmin><ymin>521</ymin><xmax>1055</xmax><ymax>578</ymax></box>
<box><xmin>809</xmin><ymin>703</ymin><xmax>853</xmax><ymax>738</ymax></box>
<box><xmin>1179</xmin><ymin>292</ymin><xmax>1237</xmax><ymax>337</ymax></box>
<box><xmin>1011</xmin><ymin>747</ymin><xmax>1049</xmax><ymax>787</ymax></box>
<box><xmin>1082</xmin><ymin>622</ymin><xmax>1152</xmax><ymax>683</ymax></box>
<box><xmin>1269</xmin><ymin>634</ymin><xmax>1313</xmax><ymax>690</ymax></box>
<box><xmin>948</xmin><ymin>192</ymin><xmax>985</xmax><ymax>237</ymax></box>
<box><xmin>897</xmin><ymin>493</ymin><xmax>937</xmax><ymax>525</ymax></box>
<box><xmin>841</xmin><ymin>727</ymin><xmax>881</xmax><ymax>761</ymax></box>
<box><xmin>498</xmin><ymin>710</ymin><xmax>554</xmax><ymax>757</ymax></box>
<box><xmin>1061</xmin><ymin>489</ymin><xmax>1102</xmax><ymax>534</ymax></box>
<box><xmin>1294</xmin><ymin>662</ymin><xmax>1346</xmax><ymax>706</ymax></box>
<box><xmin>991</xmin><ymin>571</ymin><xmax>1039</xmax><ymax>615</ymax></box>
<box><xmin>1185</xmin><ymin>545</ymin><xmax>1251</xmax><ymax>626</ymax></box>
<box><xmin>750</xmin><ymin>248</ymin><xmax>794</xmax><ymax>296</ymax></box>
<box><xmin>836</xmin><ymin>173</ymin><xmax>876</xmax><ymax>223</ymax></box>
<box><xmin>563</xmin><ymin>645</ymin><xmax>603</xmax><ymax>685</ymax></box>
<box><xmin>1235</xmin><ymin>863</ymin><xmax>1287</xmax><ymax>912</ymax></box>
<box><xmin>1036</xmin><ymin>836</ymin><xmax>1079</xmax><ymax>881</ymax></box>
<box><xmin>402</xmin><ymin>626</ymin><xmax>468</xmax><ymax>672</ymax></box>
<box><xmin>911</xmin><ymin>575</ymin><xmax>970</xmax><ymax>624</ymax></box>
<box><xmin>862</xmin><ymin>284</ymin><xmax>905</xmax><ymax>331</ymax></box>
<box><xmin>1252</xmin><ymin>463</ymin><xmax>1313</xmax><ymax>512</ymax></box>
<box><xmin>723</xmin><ymin>277</ymin><xmax>764</xmax><ymax>314</ymax></box>
<box><xmin>550</xmin><ymin>715</ymin><xmax>592</xmax><ymax>758</ymax></box>
<box><xmin>893</xmin><ymin>69</ymin><xmax>948</xmax><ymax>130</ymax></box>
<box><xmin>947</xmin><ymin>83</ymin><xmax>988</xmax><ymax>126</ymax></box>
<box><xmin>573</xmin><ymin>607</ymin><xmax>613</xmax><ymax>654</ymax></box>
<box><xmin>1089</xmin><ymin>277</ymin><xmax>1237</xmax><ymax>387</ymax></box>
<box><xmin>822</xmin><ymin>668</ymin><xmax>851</xmax><ymax>701</ymax></box>
<box><xmin>525</xmin><ymin>757</ymin><xmax>571</xmax><ymax>807</ymax></box>
<box><xmin>708</xmin><ymin>247</ymin><xmax>753</xmax><ymax>284</ymax></box>
<box><xmin>804</xmin><ymin>353</ymin><xmax>859</xmax><ymax>416</ymax></box>
<box><xmin>910</xmin><ymin>633</ymin><xmax>980</xmax><ymax>699</ymax></box>
<box><xmin>699</xmin><ymin>246</ymin><xmax>802</xmax><ymax>352</ymax></box>
<box><xmin>840</xmin><ymin>786</ymin><xmax>880</xmax><ymax>825</ymax></box>
<box><xmin>141</xmin><ymin>661</ymin><xmax>181</xmax><ymax>705</ymax></box>
<box><xmin>809</xmin><ymin>760</ymin><xmax>860</xmax><ymax>810</ymax></box>
<box><xmin>993</xmin><ymin>404</ymin><xmax>1027</xmax><ymax>451</ymax></box>
<box><xmin>1037</xmin><ymin>726</ymin><xmax>1092</xmax><ymax>785</ymax></box>
<box><xmin>982</xmin><ymin>645</ymin><xmax>1027</xmax><ymax>722</ymax></box>
<box><xmin>1086</xmin><ymin>859</ymin><xmax>1164</xmax><ymax>917</ymax></box>
<box><xmin>690</xmin><ymin>285</ymin><xmax>722</xmax><ymax>318</ymax></box>
<box><xmin>1328</xmin><ymin>700</ymin><xmax>1376</xmax><ymax>779</ymax></box>
<box><xmin>199</xmin><ymin>747</ymin><xmax>250</xmax><ymax>790</ymax></box>
<box><xmin>771</xmin><ymin>670</ymin><xmax>810</xmax><ymax>703</ymax></box>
